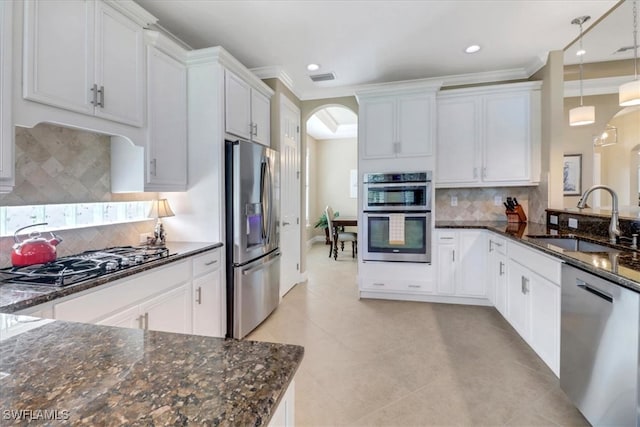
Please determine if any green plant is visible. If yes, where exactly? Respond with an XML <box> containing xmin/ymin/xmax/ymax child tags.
<box><xmin>313</xmin><ymin>211</ymin><xmax>339</xmax><ymax>229</ymax></box>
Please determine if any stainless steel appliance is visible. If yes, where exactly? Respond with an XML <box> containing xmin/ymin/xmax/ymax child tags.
<box><xmin>560</xmin><ymin>264</ymin><xmax>639</xmax><ymax>426</ymax></box>
<box><xmin>225</xmin><ymin>139</ymin><xmax>280</xmax><ymax>339</ymax></box>
<box><xmin>362</xmin><ymin>172</ymin><xmax>432</xmax><ymax>263</ymax></box>
<box><xmin>0</xmin><ymin>246</ymin><xmax>171</xmax><ymax>287</ymax></box>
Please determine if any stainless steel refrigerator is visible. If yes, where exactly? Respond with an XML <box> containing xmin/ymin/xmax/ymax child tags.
<box><xmin>225</xmin><ymin>138</ymin><xmax>280</xmax><ymax>339</ymax></box>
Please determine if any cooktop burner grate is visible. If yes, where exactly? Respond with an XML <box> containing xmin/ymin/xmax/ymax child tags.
<box><xmin>0</xmin><ymin>246</ymin><xmax>170</xmax><ymax>287</ymax></box>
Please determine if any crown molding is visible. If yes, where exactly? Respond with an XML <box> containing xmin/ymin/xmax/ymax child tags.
<box><xmin>144</xmin><ymin>30</ymin><xmax>189</xmax><ymax>62</ymax></box>
<box><xmin>524</xmin><ymin>54</ymin><xmax>548</xmax><ymax>77</ymax></box>
<box><xmin>104</xmin><ymin>0</ymin><xmax>157</xmax><ymax>27</ymax></box>
<box><xmin>251</xmin><ymin>66</ymin><xmax>300</xmax><ymax>99</ymax></box>
<box><xmin>185</xmin><ymin>47</ymin><xmax>274</xmax><ymax>97</ymax></box>
<box><xmin>564</xmin><ymin>75</ymin><xmax>633</xmax><ymax>97</ymax></box>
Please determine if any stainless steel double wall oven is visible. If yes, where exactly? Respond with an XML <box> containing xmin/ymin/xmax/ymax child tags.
<box><xmin>362</xmin><ymin>171</ymin><xmax>432</xmax><ymax>263</ymax></box>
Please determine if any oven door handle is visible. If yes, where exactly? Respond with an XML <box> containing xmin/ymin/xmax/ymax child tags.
<box><xmin>365</xmin><ymin>182</ymin><xmax>429</xmax><ymax>188</ymax></box>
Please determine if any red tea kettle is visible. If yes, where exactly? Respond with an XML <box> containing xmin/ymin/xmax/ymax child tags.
<box><xmin>11</xmin><ymin>223</ymin><xmax>62</xmax><ymax>267</ymax></box>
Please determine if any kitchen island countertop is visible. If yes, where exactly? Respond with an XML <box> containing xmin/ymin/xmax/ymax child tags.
<box><xmin>0</xmin><ymin>241</ymin><xmax>223</xmax><ymax>314</ymax></box>
<box><xmin>0</xmin><ymin>312</ymin><xmax>303</xmax><ymax>426</ymax></box>
<box><xmin>436</xmin><ymin>220</ymin><xmax>640</xmax><ymax>294</ymax></box>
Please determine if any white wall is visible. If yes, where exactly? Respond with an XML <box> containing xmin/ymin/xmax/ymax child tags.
<box><xmin>306</xmin><ymin>135</ymin><xmax>319</xmax><ymax>241</ymax></box>
<box><xmin>315</xmin><ymin>137</ymin><xmax>358</xmax><ymax>222</ymax></box>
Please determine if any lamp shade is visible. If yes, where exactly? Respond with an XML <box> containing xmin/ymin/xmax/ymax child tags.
<box><xmin>148</xmin><ymin>199</ymin><xmax>175</xmax><ymax>218</ymax></box>
<box><xmin>569</xmin><ymin>105</ymin><xmax>595</xmax><ymax>126</ymax></box>
<box><xmin>619</xmin><ymin>80</ymin><xmax>640</xmax><ymax>106</ymax></box>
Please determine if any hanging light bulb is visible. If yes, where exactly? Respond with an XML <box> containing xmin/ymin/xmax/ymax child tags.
<box><xmin>570</xmin><ymin>15</ymin><xmax>595</xmax><ymax>126</ymax></box>
<box><xmin>620</xmin><ymin>0</ymin><xmax>640</xmax><ymax>106</ymax></box>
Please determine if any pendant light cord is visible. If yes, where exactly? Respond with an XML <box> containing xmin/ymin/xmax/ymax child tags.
<box><xmin>579</xmin><ymin>19</ymin><xmax>585</xmax><ymax>106</ymax></box>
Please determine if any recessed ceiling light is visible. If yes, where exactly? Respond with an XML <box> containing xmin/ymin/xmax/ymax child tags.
<box><xmin>307</xmin><ymin>63</ymin><xmax>320</xmax><ymax>71</ymax></box>
<box><xmin>465</xmin><ymin>45</ymin><xmax>481</xmax><ymax>54</ymax></box>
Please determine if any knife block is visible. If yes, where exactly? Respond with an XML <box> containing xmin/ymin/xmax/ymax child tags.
<box><xmin>506</xmin><ymin>205</ymin><xmax>527</xmax><ymax>223</ymax></box>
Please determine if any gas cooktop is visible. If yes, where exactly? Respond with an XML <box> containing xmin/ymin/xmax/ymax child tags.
<box><xmin>0</xmin><ymin>246</ymin><xmax>170</xmax><ymax>287</ymax></box>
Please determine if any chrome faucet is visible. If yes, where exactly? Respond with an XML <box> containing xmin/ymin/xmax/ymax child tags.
<box><xmin>577</xmin><ymin>185</ymin><xmax>620</xmax><ymax>243</ymax></box>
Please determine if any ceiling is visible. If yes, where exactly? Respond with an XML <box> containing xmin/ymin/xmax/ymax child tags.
<box><xmin>134</xmin><ymin>0</ymin><xmax>623</xmax><ymax>100</ymax></box>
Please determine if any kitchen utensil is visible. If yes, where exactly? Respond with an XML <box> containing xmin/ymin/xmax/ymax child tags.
<box><xmin>11</xmin><ymin>223</ymin><xmax>62</xmax><ymax>267</ymax></box>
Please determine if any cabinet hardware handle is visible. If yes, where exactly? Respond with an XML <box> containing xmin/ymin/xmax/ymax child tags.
<box><xmin>372</xmin><ymin>282</ymin><xmax>385</xmax><ymax>286</ymax></box>
<box><xmin>408</xmin><ymin>284</ymin><xmax>421</xmax><ymax>289</ymax></box>
<box><xmin>90</xmin><ymin>84</ymin><xmax>98</xmax><ymax>106</ymax></box>
<box><xmin>283</xmin><ymin>221</ymin><xmax>291</xmax><ymax>226</ymax></box>
<box><xmin>489</xmin><ymin>241</ymin><xmax>493</xmax><ymax>252</ymax></box>
<box><xmin>196</xmin><ymin>286</ymin><xmax>202</xmax><ymax>304</ymax></box>
<box><xmin>499</xmin><ymin>261</ymin><xmax>504</xmax><ymax>276</ymax></box>
<box><xmin>452</xmin><ymin>250</ymin><xmax>455</xmax><ymax>262</ymax></box>
<box><xmin>440</xmin><ymin>237</ymin><xmax>454</xmax><ymax>240</ymax></box>
<box><xmin>204</xmin><ymin>260</ymin><xmax>217</xmax><ymax>266</ymax></box>
<box><xmin>482</xmin><ymin>167</ymin><xmax>487</xmax><ymax>178</ymax></box>
<box><xmin>521</xmin><ymin>276</ymin><xmax>529</xmax><ymax>294</ymax></box>
<box><xmin>473</xmin><ymin>167</ymin><xmax>478</xmax><ymax>179</ymax></box>
<box><xmin>98</xmin><ymin>85</ymin><xmax>105</xmax><ymax>108</ymax></box>
<box><xmin>144</xmin><ymin>312</ymin><xmax>149</xmax><ymax>330</ymax></box>
<box><xmin>150</xmin><ymin>158</ymin><xmax>157</xmax><ymax>176</ymax></box>
<box><xmin>137</xmin><ymin>314</ymin><xmax>144</xmax><ymax>329</ymax></box>
<box><xmin>253</xmin><ymin>123</ymin><xmax>258</xmax><ymax>137</ymax></box>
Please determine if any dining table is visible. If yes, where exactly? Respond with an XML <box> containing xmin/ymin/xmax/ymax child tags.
<box><xmin>330</xmin><ymin>216</ymin><xmax>358</xmax><ymax>260</ymax></box>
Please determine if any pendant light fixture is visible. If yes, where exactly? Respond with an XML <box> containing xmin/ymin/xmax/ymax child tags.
<box><xmin>570</xmin><ymin>15</ymin><xmax>595</xmax><ymax>126</ymax></box>
<box><xmin>620</xmin><ymin>0</ymin><xmax>640</xmax><ymax>106</ymax></box>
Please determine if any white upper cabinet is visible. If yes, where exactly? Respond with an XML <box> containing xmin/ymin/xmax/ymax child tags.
<box><xmin>145</xmin><ymin>35</ymin><xmax>187</xmax><ymax>191</ymax></box>
<box><xmin>225</xmin><ymin>70</ymin><xmax>272</xmax><ymax>146</ymax></box>
<box><xmin>358</xmin><ymin>90</ymin><xmax>435</xmax><ymax>160</ymax></box>
<box><xmin>436</xmin><ymin>81</ymin><xmax>541</xmax><ymax>187</ymax></box>
<box><xmin>22</xmin><ymin>0</ymin><xmax>153</xmax><ymax>127</ymax></box>
<box><xmin>0</xmin><ymin>0</ymin><xmax>14</xmax><ymax>193</ymax></box>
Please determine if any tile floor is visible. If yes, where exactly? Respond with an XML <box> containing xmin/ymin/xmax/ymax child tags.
<box><xmin>248</xmin><ymin>244</ymin><xmax>589</xmax><ymax>426</ymax></box>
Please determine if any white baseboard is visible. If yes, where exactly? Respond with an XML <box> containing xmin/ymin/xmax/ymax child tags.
<box><xmin>306</xmin><ymin>235</ymin><xmax>326</xmax><ymax>249</ymax></box>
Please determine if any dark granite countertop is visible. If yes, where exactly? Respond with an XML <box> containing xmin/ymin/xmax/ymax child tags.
<box><xmin>436</xmin><ymin>221</ymin><xmax>640</xmax><ymax>294</ymax></box>
<box><xmin>0</xmin><ymin>313</ymin><xmax>303</xmax><ymax>426</ymax></box>
<box><xmin>0</xmin><ymin>242</ymin><xmax>223</xmax><ymax>314</ymax></box>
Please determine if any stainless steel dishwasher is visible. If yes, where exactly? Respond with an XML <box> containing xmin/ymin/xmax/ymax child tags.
<box><xmin>560</xmin><ymin>264</ymin><xmax>639</xmax><ymax>426</ymax></box>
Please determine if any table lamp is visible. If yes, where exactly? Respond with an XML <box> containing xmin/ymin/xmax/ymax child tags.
<box><xmin>148</xmin><ymin>199</ymin><xmax>175</xmax><ymax>245</ymax></box>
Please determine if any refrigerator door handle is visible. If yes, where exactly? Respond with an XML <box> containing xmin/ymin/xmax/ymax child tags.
<box><xmin>242</xmin><ymin>251</ymin><xmax>281</xmax><ymax>275</ymax></box>
<box><xmin>265</xmin><ymin>155</ymin><xmax>274</xmax><ymax>245</ymax></box>
<box><xmin>260</xmin><ymin>159</ymin><xmax>268</xmax><ymax>240</ymax></box>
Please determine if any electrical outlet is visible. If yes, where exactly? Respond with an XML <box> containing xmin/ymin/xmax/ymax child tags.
<box><xmin>139</xmin><ymin>233</ymin><xmax>153</xmax><ymax>244</ymax></box>
<box><xmin>450</xmin><ymin>196</ymin><xmax>458</xmax><ymax>207</ymax></box>
<box><xmin>494</xmin><ymin>196</ymin><xmax>502</xmax><ymax>206</ymax></box>
<box><xmin>550</xmin><ymin>215</ymin><xmax>559</xmax><ymax>225</ymax></box>
<box><xmin>568</xmin><ymin>218</ymin><xmax>578</xmax><ymax>229</ymax></box>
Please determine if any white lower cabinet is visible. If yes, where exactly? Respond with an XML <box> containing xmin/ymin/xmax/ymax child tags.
<box><xmin>50</xmin><ymin>248</ymin><xmax>224</xmax><ymax>336</ymax></box>
<box><xmin>192</xmin><ymin>250</ymin><xmax>224</xmax><ymax>337</ymax></box>
<box><xmin>487</xmin><ymin>235</ymin><xmax>507</xmax><ymax>316</ymax></box>
<box><xmin>504</xmin><ymin>239</ymin><xmax>561</xmax><ymax>376</ymax></box>
<box><xmin>435</xmin><ymin>230</ymin><xmax>487</xmax><ymax>299</ymax></box>
<box><xmin>269</xmin><ymin>380</ymin><xmax>295</xmax><ymax>427</ymax></box>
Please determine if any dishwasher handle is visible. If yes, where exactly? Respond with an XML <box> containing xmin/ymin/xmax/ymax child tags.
<box><xmin>577</xmin><ymin>279</ymin><xmax>613</xmax><ymax>303</ymax></box>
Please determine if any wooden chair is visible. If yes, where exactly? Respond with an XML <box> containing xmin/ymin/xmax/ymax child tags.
<box><xmin>325</xmin><ymin>206</ymin><xmax>357</xmax><ymax>260</ymax></box>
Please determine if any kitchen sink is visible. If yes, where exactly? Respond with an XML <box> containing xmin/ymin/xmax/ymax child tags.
<box><xmin>528</xmin><ymin>236</ymin><xmax>620</xmax><ymax>253</ymax></box>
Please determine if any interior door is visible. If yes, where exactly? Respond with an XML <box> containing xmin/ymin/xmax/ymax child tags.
<box><xmin>279</xmin><ymin>94</ymin><xmax>301</xmax><ymax>297</ymax></box>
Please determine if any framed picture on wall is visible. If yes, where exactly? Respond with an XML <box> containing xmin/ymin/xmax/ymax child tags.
<box><xmin>563</xmin><ymin>154</ymin><xmax>582</xmax><ymax>196</ymax></box>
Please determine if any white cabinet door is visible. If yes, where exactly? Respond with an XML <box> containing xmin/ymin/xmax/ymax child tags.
<box><xmin>251</xmin><ymin>90</ymin><xmax>271</xmax><ymax>146</ymax></box>
<box><xmin>192</xmin><ymin>271</ymin><xmax>223</xmax><ymax>337</ymax></box>
<box><xmin>94</xmin><ymin>1</ymin><xmax>145</xmax><ymax>126</ymax></box>
<box><xmin>97</xmin><ymin>305</ymin><xmax>141</xmax><ymax>329</ymax></box>
<box><xmin>457</xmin><ymin>231</ymin><xmax>487</xmax><ymax>297</ymax></box>
<box><xmin>146</xmin><ymin>45</ymin><xmax>187</xmax><ymax>189</ymax></box>
<box><xmin>491</xmin><ymin>251</ymin><xmax>508</xmax><ymax>317</ymax></box>
<box><xmin>23</xmin><ymin>0</ymin><xmax>95</xmax><ymax>115</ymax></box>
<box><xmin>225</xmin><ymin>71</ymin><xmax>252</xmax><ymax>140</ymax></box>
<box><xmin>436</xmin><ymin>98</ymin><xmax>479</xmax><ymax>184</ymax></box>
<box><xmin>397</xmin><ymin>93</ymin><xmax>432</xmax><ymax>157</ymax></box>
<box><xmin>142</xmin><ymin>283</ymin><xmax>192</xmax><ymax>334</ymax></box>
<box><xmin>529</xmin><ymin>273</ymin><xmax>560</xmax><ymax>375</ymax></box>
<box><xmin>482</xmin><ymin>93</ymin><xmax>530</xmax><ymax>183</ymax></box>
<box><xmin>506</xmin><ymin>260</ymin><xmax>530</xmax><ymax>338</ymax></box>
<box><xmin>0</xmin><ymin>0</ymin><xmax>13</xmax><ymax>191</ymax></box>
<box><xmin>360</xmin><ymin>97</ymin><xmax>395</xmax><ymax>159</ymax></box>
<box><xmin>436</xmin><ymin>238</ymin><xmax>457</xmax><ymax>295</ymax></box>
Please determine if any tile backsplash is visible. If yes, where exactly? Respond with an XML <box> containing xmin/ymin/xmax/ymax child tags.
<box><xmin>0</xmin><ymin>123</ymin><xmax>157</xmax><ymax>268</ymax></box>
<box><xmin>436</xmin><ymin>187</ymin><xmax>537</xmax><ymax>222</ymax></box>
